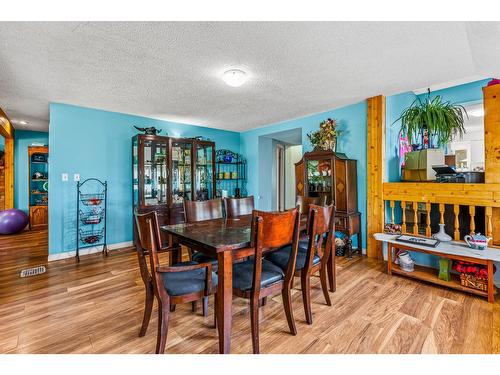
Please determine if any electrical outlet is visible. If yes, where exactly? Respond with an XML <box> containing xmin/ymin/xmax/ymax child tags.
<box><xmin>62</xmin><ymin>173</ymin><xmax>68</xmax><ymax>182</ymax></box>
<box><xmin>74</xmin><ymin>173</ymin><xmax>80</xmax><ymax>182</ymax></box>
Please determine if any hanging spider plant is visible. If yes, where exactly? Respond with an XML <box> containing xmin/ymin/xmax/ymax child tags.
<box><xmin>396</xmin><ymin>95</ymin><xmax>467</xmax><ymax>148</ymax></box>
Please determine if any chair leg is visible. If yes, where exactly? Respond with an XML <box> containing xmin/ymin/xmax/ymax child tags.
<box><xmin>192</xmin><ymin>301</ymin><xmax>197</xmax><ymax>312</ymax></box>
<box><xmin>156</xmin><ymin>304</ymin><xmax>170</xmax><ymax>354</ymax></box>
<box><xmin>327</xmin><ymin>253</ymin><xmax>336</xmax><ymax>292</ymax></box>
<box><xmin>250</xmin><ymin>297</ymin><xmax>260</xmax><ymax>354</ymax></box>
<box><xmin>170</xmin><ymin>303</ymin><xmax>176</xmax><ymax>312</ymax></box>
<box><xmin>202</xmin><ymin>296</ymin><xmax>208</xmax><ymax>317</ymax></box>
<box><xmin>213</xmin><ymin>293</ymin><xmax>218</xmax><ymax>329</ymax></box>
<box><xmin>301</xmin><ymin>274</ymin><xmax>313</xmax><ymax>325</ymax></box>
<box><xmin>319</xmin><ymin>266</ymin><xmax>332</xmax><ymax>306</ymax></box>
<box><xmin>281</xmin><ymin>288</ymin><xmax>297</xmax><ymax>336</ymax></box>
<box><xmin>139</xmin><ymin>283</ymin><xmax>154</xmax><ymax>337</ymax></box>
<box><xmin>259</xmin><ymin>297</ymin><xmax>267</xmax><ymax>307</ymax></box>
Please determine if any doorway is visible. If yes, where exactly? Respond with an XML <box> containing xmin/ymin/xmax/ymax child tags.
<box><xmin>258</xmin><ymin>128</ymin><xmax>303</xmax><ymax>211</ymax></box>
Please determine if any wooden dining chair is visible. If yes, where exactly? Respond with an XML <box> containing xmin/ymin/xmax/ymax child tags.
<box><xmin>135</xmin><ymin>211</ymin><xmax>218</xmax><ymax>354</ymax></box>
<box><xmin>296</xmin><ymin>195</ymin><xmax>323</xmax><ymax>215</ymax></box>
<box><xmin>223</xmin><ymin>196</ymin><xmax>255</xmax><ymax>218</ymax></box>
<box><xmin>232</xmin><ymin>208</ymin><xmax>301</xmax><ymax>354</ymax></box>
<box><xmin>183</xmin><ymin>198</ymin><xmax>222</xmax><ymax>313</ymax></box>
<box><xmin>267</xmin><ymin>204</ymin><xmax>335</xmax><ymax>325</ymax></box>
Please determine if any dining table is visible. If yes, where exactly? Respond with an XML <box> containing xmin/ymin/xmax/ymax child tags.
<box><xmin>161</xmin><ymin>214</ymin><xmax>335</xmax><ymax>354</ymax></box>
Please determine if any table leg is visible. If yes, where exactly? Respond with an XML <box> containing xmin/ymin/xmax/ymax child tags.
<box><xmin>487</xmin><ymin>260</ymin><xmax>494</xmax><ymax>303</ymax></box>
<box><xmin>357</xmin><ymin>231</ymin><xmax>362</xmax><ymax>255</ymax></box>
<box><xmin>169</xmin><ymin>236</ymin><xmax>182</xmax><ymax>265</ymax></box>
<box><xmin>217</xmin><ymin>251</ymin><xmax>233</xmax><ymax>354</ymax></box>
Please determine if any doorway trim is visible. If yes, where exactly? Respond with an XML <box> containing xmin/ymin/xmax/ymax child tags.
<box><xmin>0</xmin><ymin>107</ymin><xmax>14</xmax><ymax>209</ymax></box>
<box><xmin>276</xmin><ymin>143</ymin><xmax>285</xmax><ymax>211</ymax></box>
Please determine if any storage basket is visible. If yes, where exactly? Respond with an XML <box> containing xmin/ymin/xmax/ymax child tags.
<box><xmin>459</xmin><ymin>273</ymin><xmax>488</xmax><ymax>292</ymax></box>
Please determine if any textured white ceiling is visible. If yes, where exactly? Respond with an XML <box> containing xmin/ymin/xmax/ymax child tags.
<box><xmin>0</xmin><ymin>22</ymin><xmax>499</xmax><ymax>132</ymax></box>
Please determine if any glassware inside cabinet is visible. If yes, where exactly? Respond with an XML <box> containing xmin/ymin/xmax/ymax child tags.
<box><xmin>171</xmin><ymin>141</ymin><xmax>192</xmax><ymax>204</ymax></box>
<box><xmin>195</xmin><ymin>143</ymin><xmax>214</xmax><ymax>200</ymax></box>
<box><xmin>142</xmin><ymin>138</ymin><xmax>168</xmax><ymax>206</ymax></box>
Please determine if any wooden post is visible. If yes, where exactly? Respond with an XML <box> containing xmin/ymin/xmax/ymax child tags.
<box><xmin>0</xmin><ymin>107</ymin><xmax>14</xmax><ymax>209</ymax></box>
<box><xmin>483</xmin><ymin>84</ymin><xmax>500</xmax><ymax>245</ymax></box>
<box><xmin>367</xmin><ymin>95</ymin><xmax>386</xmax><ymax>259</ymax></box>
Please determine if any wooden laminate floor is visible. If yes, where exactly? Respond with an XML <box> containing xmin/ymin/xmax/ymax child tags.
<box><xmin>1</xmin><ymin>229</ymin><xmax>499</xmax><ymax>354</ymax></box>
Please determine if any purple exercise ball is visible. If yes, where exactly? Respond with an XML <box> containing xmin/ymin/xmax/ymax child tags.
<box><xmin>0</xmin><ymin>209</ymin><xmax>29</xmax><ymax>235</ymax></box>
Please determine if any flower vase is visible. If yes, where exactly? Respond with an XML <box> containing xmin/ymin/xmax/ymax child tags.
<box><xmin>433</xmin><ymin>223</ymin><xmax>452</xmax><ymax>242</ymax></box>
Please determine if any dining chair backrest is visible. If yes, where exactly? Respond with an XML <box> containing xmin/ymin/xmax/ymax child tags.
<box><xmin>303</xmin><ymin>204</ymin><xmax>335</xmax><ymax>271</ymax></box>
<box><xmin>184</xmin><ymin>198</ymin><xmax>223</xmax><ymax>223</ymax></box>
<box><xmin>250</xmin><ymin>208</ymin><xmax>300</xmax><ymax>292</ymax></box>
<box><xmin>134</xmin><ymin>210</ymin><xmax>164</xmax><ymax>293</ymax></box>
<box><xmin>224</xmin><ymin>196</ymin><xmax>255</xmax><ymax>218</ymax></box>
<box><xmin>296</xmin><ymin>195</ymin><xmax>324</xmax><ymax>215</ymax></box>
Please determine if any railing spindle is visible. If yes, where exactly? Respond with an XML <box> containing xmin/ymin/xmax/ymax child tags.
<box><xmin>413</xmin><ymin>202</ymin><xmax>418</xmax><ymax>234</ymax></box>
<box><xmin>425</xmin><ymin>202</ymin><xmax>431</xmax><ymax>237</ymax></box>
<box><xmin>469</xmin><ymin>205</ymin><xmax>476</xmax><ymax>235</ymax></box>
<box><xmin>453</xmin><ymin>204</ymin><xmax>460</xmax><ymax>241</ymax></box>
<box><xmin>439</xmin><ymin>203</ymin><xmax>445</xmax><ymax>225</ymax></box>
<box><xmin>390</xmin><ymin>200</ymin><xmax>395</xmax><ymax>224</ymax></box>
<box><xmin>401</xmin><ymin>201</ymin><xmax>407</xmax><ymax>233</ymax></box>
<box><xmin>486</xmin><ymin>206</ymin><xmax>493</xmax><ymax>238</ymax></box>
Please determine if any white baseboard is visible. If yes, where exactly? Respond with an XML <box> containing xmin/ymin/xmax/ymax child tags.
<box><xmin>48</xmin><ymin>241</ymin><xmax>133</xmax><ymax>262</ymax></box>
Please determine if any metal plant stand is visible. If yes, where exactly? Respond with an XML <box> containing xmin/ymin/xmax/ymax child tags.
<box><xmin>76</xmin><ymin>178</ymin><xmax>108</xmax><ymax>262</ymax></box>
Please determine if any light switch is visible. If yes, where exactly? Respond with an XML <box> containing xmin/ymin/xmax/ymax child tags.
<box><xmin>62</xmin><ymin>173</ymin><xmax>68</xmax><ymax>182</ymax></box>
<box><xmin>74</xmin><ymin>173</ymin><xmax>80</xmax><ymax>182</ymax></box>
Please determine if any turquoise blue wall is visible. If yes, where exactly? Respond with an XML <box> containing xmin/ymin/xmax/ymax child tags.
<box><xmin>14</xmin><ymin>130</ymin><xmax>49</xmax><ymax>212</ymax></box>
<box><xmin>240</xmin><ymin>101</ymin><xmax>368</xmax><ymax>250</ymax></box>
<box><xmin>48</xmin><ymin>103</ymin><xmax>240</xmax><ymax>255</ymax></box>
<box><xmin>417</xmin><ymin>78</ymin><xmax>490</xmax><ymax>105</ymax></box>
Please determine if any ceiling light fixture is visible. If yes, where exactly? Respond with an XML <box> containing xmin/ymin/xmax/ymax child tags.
<box><xmin>19</xmin><ymin>120</ymin><xmax>29</xmax><ymax>125</ymax></box>
<box><xmin>222</xmin><ymin>69</ymin><xmax>248</xmax><ymax>87</ymax></box>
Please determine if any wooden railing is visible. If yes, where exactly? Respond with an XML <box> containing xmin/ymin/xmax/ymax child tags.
<box><xmin>386</xmin><ymin>199</ymin><xmax>494</xmax><ymax>241</ymax></box>
<box><xmin>382</xmin><ymin>182</ymin><xmax>500</xmax><ymax>246</ymax></box>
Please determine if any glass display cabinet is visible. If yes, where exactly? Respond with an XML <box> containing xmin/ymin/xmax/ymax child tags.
<box><xmin>132</xmin><ymin>134</ymin><xmax>215</xmax><ymax>244</ymax></box>
<box><xmin>295</xmin><ymin>149</ymin><xmax>361</xmax><ymax>257</ymax></box>
<box><xmin>28</xmin><ymin>146</ymin><xmax>49</xmax><ymax>229</ymax></box>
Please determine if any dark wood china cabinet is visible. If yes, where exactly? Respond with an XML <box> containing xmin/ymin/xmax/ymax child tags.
<box><xmin>295</xmin><ymin>149</ymin><xmax>361</xmax><ymax>256</ymax></box>
<box><xmin>132</xmin><ymin>134</ymin><xmax>215</xmax><ymax>245</ymax></box>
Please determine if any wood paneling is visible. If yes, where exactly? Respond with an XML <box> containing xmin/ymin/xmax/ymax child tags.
<box><xmin>383</xmin><ymin>183</ymin><xmax>500</xmax><ymax>207</ymax></box>
<box><xmin>1</xmin><ymin>229</ymin><xmax>498</xmax><ymax>354</ymax></box>
<box><xmin>483</xmin><ymin>84</ymin><xmax>500</xmax><ymax>245</ymax></box>
<box><xmin>367</xmin><ymin>95</ymin><xmax>386</xmax><ymax>259</ymax></box>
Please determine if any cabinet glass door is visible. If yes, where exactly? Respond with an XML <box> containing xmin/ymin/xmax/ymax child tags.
<box><xmin>142</xmin><ymin>138</ymin><xmax>168</xmax><ymax>206</ymax></box>
<box><xmin>195</xmin><ymin>143</ymin><xmax>214</xmax><ymax>200</ymax></box>
<box><xmin>133</xmin><ymin>137</ymin><xmax>139</xmax><ymax>206</ymax></box>
<box><xmin>171</xmin><ymin>140</ymin><xmax>192</xmax><ymax>204</ymax></box>
<box><xmin>306</xmin><ymin>158</ymin><xmax>333</xmax><ymax>205</ymax></box>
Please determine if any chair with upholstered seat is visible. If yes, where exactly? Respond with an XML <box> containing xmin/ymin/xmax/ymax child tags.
<box><xmin>267</xmin><ymin>204</ymin><xmax>335</xmax><ymax>325</ymax></box>
<box><xmin>223</xmin><ymin>196</ymin><xmax>254</xmax><ymax>218</ymax></box>
<box><xmin>183</xmin><ymin>198</ymin><xmax>222</xmax><ymax>314</ymax></box>
<box><xmin>296</xmin><ymin>195</ymin><xmax>326</xmax><ymax>215</ymax></box>
<box><xmin>232</xmin><ymin>208</ymin><xmax>301</xmax><ymax>354</ymax></box>
<box><xmin>135</xmin><ymin>211</ymin><xmax>218</xmax><ymax>354</ymax></box>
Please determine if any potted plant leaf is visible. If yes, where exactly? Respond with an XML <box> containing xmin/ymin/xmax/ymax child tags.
<box><xmin>395</xmin><ymin>93</ymin><xmax>467</xmax><ymax>181</ymax></box>
<box><xmin>397</xmin><ymin>94</ymin><xmax>467</xmax><ymax>149</ymax></box>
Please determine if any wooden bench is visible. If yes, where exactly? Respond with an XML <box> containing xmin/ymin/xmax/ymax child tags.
<box><xmin>374</xmin><ymin>233</ymin><xmax>499</xmax><ymax>303</ymax></box>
